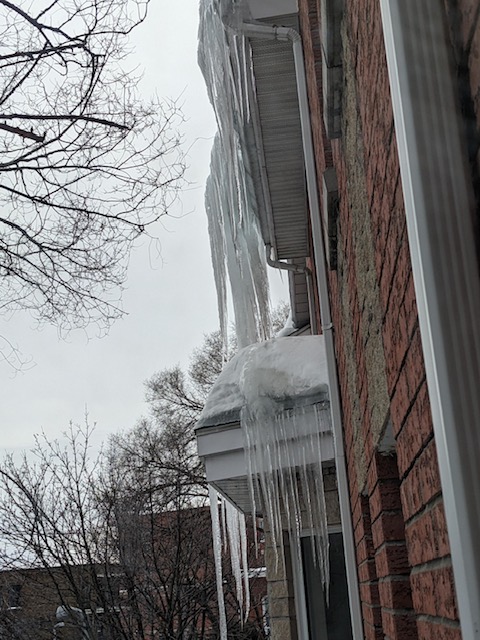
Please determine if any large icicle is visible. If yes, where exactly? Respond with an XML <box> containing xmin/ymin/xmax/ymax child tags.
<box><xmin>209</xmin><ymin>486</ymin><xmax>228</xmax><ymax>640</ymax></box>
<box><xmin>243</xmin><ymin>403</ymin><xmax>331</xmax><ymax>590</ymax></box>
<box><xmin>198</xmin><ymin>0</ymin><xmax>272</xmax><ymax>348</ymax></box>
<box><xmin>209</xmin><ymin>488</ymin><xmax>252</xmax><ymax>636</ymax></box>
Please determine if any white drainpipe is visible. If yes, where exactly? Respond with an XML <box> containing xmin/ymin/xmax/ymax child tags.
<box><xmin>381</xmin><ymin>2</ymin><xmax>480</xmax><ymax>637</ymax></box>
<box><xmin>242</xmin><ymin>21</ymin><xmax>364</xmax><ymax>640</ymax></box>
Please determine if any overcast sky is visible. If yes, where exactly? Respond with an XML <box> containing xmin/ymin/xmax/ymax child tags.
<box><xmin>0</xmin><ymin>2</ymin><xmax>220</xmax><ymax>452</ymax></box>
<box><xmin>0</xmin><ymin>1</ymin><xmax>287</xmax><ymax>454</ymax></box>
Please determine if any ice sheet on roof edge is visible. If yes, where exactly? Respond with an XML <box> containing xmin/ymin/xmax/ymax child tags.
<box><xmin>199</xmin><ymin>0</ymin><xmax>272</xmax><ymax>349</ymax></box>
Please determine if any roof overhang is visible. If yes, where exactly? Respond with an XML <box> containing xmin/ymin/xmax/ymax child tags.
<box><xmin>196</xmin><ymin>336</ymin><xmax>333</xmax><ymax>513</ymax></box>
<box><xmin>246</xmin><ymin>0</ymin><xmax>298</xmax><ymax>20</ymax></box>
<box><xmin>196</xmin><ymin>404</ymin><xmax>335</xmax><ymax>514</ymax></box>
<box><xmin>245</xmin><ymin>16</ymin><xmax>309</xmax><ymax>262</ymax></box>
<box><xmin>242</xmin><ymin>14</ymin><xmax>313</xmax><ymax>327</ymax></box>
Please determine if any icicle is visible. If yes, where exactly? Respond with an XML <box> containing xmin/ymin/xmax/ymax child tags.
<box><xmin>239</xmin><ymin>511</ymin><xmax>250</xmax><ymax>622</ymax></box>
<box><xmin>242</xmin><ymin>401</ymin><xmax>331</xmax><ymax>589</ymax></box>
<box><xmin>221</xmin><ymin>491</ymin><xmax>228</xmax><ymax>549</ymax></box>
<box><xmin>209</xmin><ymin>489</ymin><xmax>253</xmax><ymax>631</ymax></box>
<box><xmin>226</xmin><ymin>500</ymin><xmax>243</xmax><ymax>614</ymax></box>
<box><xmin>209</xmin><ymin>486</ymin><xmax>227</xmax><ymax>640</ymax></box>
<box><xmin>199</xmin><ymin>0</ymin><xmax>272</xmax><ymax>349</ymax></box>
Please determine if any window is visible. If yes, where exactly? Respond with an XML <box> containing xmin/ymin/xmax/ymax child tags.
<box><xmin>7</xmin><ymin>585</ymin><xmax>21</xmax><ymax>610</ymax></box>
<box><xmin>292</xmin><ymin>530</ymin><xmax>353</xmax><ymax>639</ymax></box>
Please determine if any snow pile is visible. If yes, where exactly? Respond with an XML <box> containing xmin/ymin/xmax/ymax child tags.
<box><xmin>198</xmin><ymin>335</ymin><xmax>329</xmax><ymax>427</ymax></box>
<box><xmin>198</xmin><ymin>0</ymin><xmax>271</xmax><ymax>349</ymax></box>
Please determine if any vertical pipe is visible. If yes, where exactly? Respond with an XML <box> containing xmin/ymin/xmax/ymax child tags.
<box><xmin>241</xmin><ymin>21</ymin><xmax>364</xmax><ymax>639</ymax></box>
<box><xmin>289</xmin><ymin>34</ymin><xmax>364</xmax><ymax>640</ymax></box>
<box><xmin>381</xmin><ymin>1</ymin><xmax>480</xmax><ymax>636</ymax></box>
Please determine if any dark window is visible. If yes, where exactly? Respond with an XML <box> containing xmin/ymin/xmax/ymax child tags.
<box><xmin>7</xmin><ymin>585</ymin><xmax>21</xmax><ymax>609</ymax></box>
<box><xmin>301</xmin><ymin>533</ymin><xmax>353</xmax><ymax>640</ymax></box>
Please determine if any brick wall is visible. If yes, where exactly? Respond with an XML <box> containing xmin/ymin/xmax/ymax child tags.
<box><xmin>298</xmin><ymin>0</ymin><xmax>471</xmax><ymax>638</ymax></box>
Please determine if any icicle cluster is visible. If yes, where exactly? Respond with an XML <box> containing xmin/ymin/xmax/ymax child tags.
<box><xmin>208</xmin><ymin>487</ymin><xmax>251</xmax><ymax>640</ymax></box>
<box><xmin>243</xmin><ymin>403</ymin><xmax>331</xmax><ymax>591</ymax></box>
<box><xmin>198</xmin><ymin>0</ymin><xmax>271</xmax><ymax>349</ymax></box>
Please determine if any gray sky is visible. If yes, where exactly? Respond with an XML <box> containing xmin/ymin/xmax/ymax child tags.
<box><xmin>0</xmin><ymin>1</ymin><xmax>287</xmax><ymax>453</ymax></box>
<box><xmin>0</xmin><ymin>2</ymin><xmax>219</xmax><ymax>451</ymax></box>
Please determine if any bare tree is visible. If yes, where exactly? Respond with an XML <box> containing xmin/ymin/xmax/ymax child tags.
<box><xmin>0</xmin><ymin>0</ymin><xmax>185</xmax><ymax>338</ymax></box>
<box><xmin>0</xmin><ymin>331</ymin><xmax>272</xmax><ymax>639</ymax></box>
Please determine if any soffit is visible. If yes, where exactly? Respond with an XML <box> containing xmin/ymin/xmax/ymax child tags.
<box><xmin>248</xmin><ymin>20</ymin><xmax>309</xmax><ymax>261</ymax></box>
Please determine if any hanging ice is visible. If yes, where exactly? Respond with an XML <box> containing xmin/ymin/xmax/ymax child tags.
<box><xmin>198</xmin><ymin>0</ymin><xmax>332</xmax><ymax>624</ymax></box>
<box><xmin>209</xmin><ymin>486</ymin><xmax>228</xmax><ymax>640</ymax></box>
<box><xmin>200</xmin><ymin>336</ymin><xmax>332</xmax><ymax>588</ymax></box>
<box><xmin>209</xmin><ymin>487</ymin><xmax>251</xmax><ymax>640</ymax></box>
<box><xmin>198</xmin><ymin>0</ymin><xmax>272</xmax><ymax>349</ymax></box>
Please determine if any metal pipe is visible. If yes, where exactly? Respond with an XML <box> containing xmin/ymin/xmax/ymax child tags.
<box><xmin>243</xmin><ymin>21</ymin><xmax>364</xmax><ymax>640</ymax></box>
<box><xmin>265</xmin><ymin>243</ymin><xmax>305</xmax><ymax>274</ymax></box>
<box><xmin>381</xmin><ymin>2</ymin><xmax>480</xmax><ymax>636</ymax></box>
<box><xmin>265</xmin><ymin>244</ymin><xmax>318</xmax><ymax>334</ymax></box>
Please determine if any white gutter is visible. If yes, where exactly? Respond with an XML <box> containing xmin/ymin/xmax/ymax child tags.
<box><xmin>242</xmin><ymin>21</ymin><xmax>364</xmax><ymax>640</ymax></box>
<box><xmin>381</xmin><ymin>2</ymin><xmax>480</xmax><ymax>637</ymax></box>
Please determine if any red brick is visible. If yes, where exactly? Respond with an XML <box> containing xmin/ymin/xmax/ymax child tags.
<box><xmin>375</xmin><ymin>543</ymin><xmax>410</xmax><ymax>578</ymax></box>
<box><xmin>378</xmin><ymin>577</ymin><xmax>413</xmax><ymax>610</ymax></box>
<box><xmin>395</xmin><ymin>416</ymin><xmax>425</xmax><ymax>479</ymax></box>
<box><xmin>410</xmin><ymin>569</ymin><xmax>436</xmax><ymax>616</ymax></box>
<box><xmin>360</xmin><ymin>580</ymin><xmax>380</xmax><ymax>607</ymax></box>
<box><xmin>364</xmin><ymin>621</ymin><xmax>384</xmax><ymax>640</ymax></box>
<box><xmin>400</xmin><ymin>439</ymin><xmax>442</xmax><ymax>521</ymax></box>
<box><xmin>357</xmin><ymin>535</ymin><xmax>375</xmax><ymax>564</ymax></box>
<box><xmin>395</xmin><ymin>380</ymin><xmax>433</xmax><ymax>475</ymax></box>
<box><xmin>416</xmin><ymin>618</ymin><xmax>462</xmax><ymax>640</ymax></box>
<box><xmin>390</xmin><ymin>364</ymin><xmax>411</xmax><ymax>434</ymax></box>
<box><xmin>403</xmin><ymin>328</ymin><xmax>427</xmax><ymax>400</ymax></box>
<box><xmin>362</xmin><ymin>601</ymin><xmax>382</xmax><ymax>628</ymax></box>
<box><xmin>371</xmin><ymin>450</ymin><xmax>401</xmax><ymax>483</ymax></box>
<box><xmin>369</xmin><ymin>479</ymin><xmax>401</xmax><ymax>521</ymax></box>
<box><xmin>358</xmin><ymin>558</ymin><xmax>378</xmax><ymax>583</ymax></box>
<box><xmin>405</xmin><ymin>501</ymin><xmax>450</xmax><ymax>566</ymax></box>
<box><xmin>434</xmin><ymin>564</ymin><xmax>459</xmax><ymax>620</ymax></box>
<box><xmin>410</xmin><ymin>564</ymin><xmax>458</xmax><ymax>620</ymax></box>
<box><xmin>372</xmin><ymin>511</ymin><xmax>406</xmax><ymax>550</ymax></box>
<box><xmin>381</xmin><ymin>609</ymin><xmax>417</xmax><ymax>640</ymax></box>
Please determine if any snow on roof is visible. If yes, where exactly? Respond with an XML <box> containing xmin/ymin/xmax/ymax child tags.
<box><xmin>197</xmin><ymin>335</ymin><xmax>329</xmax><ymax>428</ymax></box>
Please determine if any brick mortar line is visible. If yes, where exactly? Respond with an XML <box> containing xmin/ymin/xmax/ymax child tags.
<box><xmin>373</xmin><ymin>540</ymin><xmax>410</xmax><ymax>553</ymax></box>
<box><xmin>403</xmin><ymin>493</ymin><xmax>444</xmax><ymax>527</ymax></box>
<box><xmin>378</xmin><ymin>575</ymin><xmax>411</xmax><ymax>583</ymax></box>
<box><xmin>396</xmin><ymin>428</ymin><xmax>433</xmax><ymax>481</ymax></box>
<box><xmin>379</xmin><ymin>606</ymin><xmax>416</xmax><ymax>615</ymax></box>
<box><xmin>417</xmin><ymin>613</ymin><xmax>461</xmax><ymax>628</ymax></box>
<box><xmin>371</xmin><ymin>508</ymin><xmax>404</xmax><ymax>523</ymax></box>
<box><xmin>409</xmin><ymin>556</ymin><xmax>452</xmax><ymax>576</ymax></box>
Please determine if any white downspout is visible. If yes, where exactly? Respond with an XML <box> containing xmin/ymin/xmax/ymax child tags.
<box><xmin>242</xmin><ymin>22</ymin><xmax>364</xmax><ymax>640</ymax></box>
<box><xmin>381</xmin><ymin>2</ymin><xmax>480</xmax><ymax>637</ymax></box>
<box><xmin>265</xmin><ymin>244</ymin><xmax>319</xmax><ymax>335</ymax></box>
